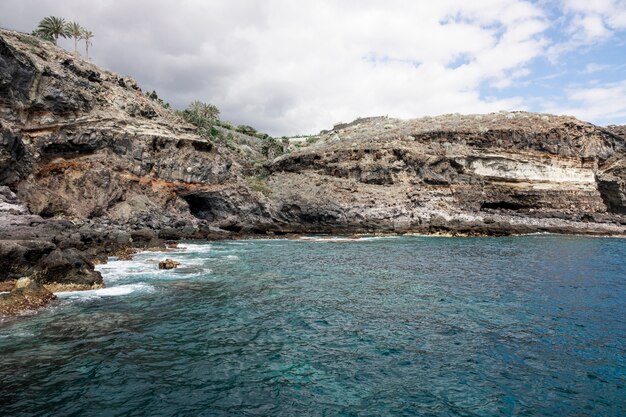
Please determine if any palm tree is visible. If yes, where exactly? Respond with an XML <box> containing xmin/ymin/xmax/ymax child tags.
<box><xmin>80</xmin><ymin>29</ymin><xmax>94</xmax><ymax>58</ymax></box>
<box><xmin>37</xmin><ymin>16</ymin><xmax>68</xmax><ymax>45</ymax></box>
<box><xmin>66</xmin><ymin>21</ymin><xmax>83</xmax><ymax>53</ymax></box>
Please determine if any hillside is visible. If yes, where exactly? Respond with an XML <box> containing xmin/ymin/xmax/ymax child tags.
<box><xmin>1</xmin><ymin>28</ymin><xmax>626</xmax><ymax>293</ymax></box>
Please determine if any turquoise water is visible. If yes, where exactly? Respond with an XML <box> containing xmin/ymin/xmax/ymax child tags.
<box><xmin>0</xmin><ymin>236</ymin><xmax>624</xmax><ymax>416</ymax></box>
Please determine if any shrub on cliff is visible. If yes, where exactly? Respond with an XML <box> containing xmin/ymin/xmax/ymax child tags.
<box><xmin>146</xmin><ymin>90</ymin><xmax>171</xmax><ymax>109</ymax></box>
<box><xmin>236</xmin><ymin>125</ymin><xmax>258</xmax><ymax>136</ymax></box>
<box><xmin>177</xmin><ymin>101</ymin><xmax>221</xmax><ymax>139</ymax></box>
<box><xmin>188</xmin><ymin>101</ymin><xmax>220</xmax><ymax>122</ymax></box>
<box><xmin>31</xmin><ymin>29</ymin><xmax>54</xmax><ymax>43</ymax></box>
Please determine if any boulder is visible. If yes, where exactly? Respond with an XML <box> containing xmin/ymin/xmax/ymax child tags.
<box><xmin>39</xmin><ymin>248</ymin><xmax>103</xmax><ymax>285</ymax></box>
<box><xmin>159</xmin><ymin>259</ymin><xmax>180</xmax><ymax>269</ymax></box>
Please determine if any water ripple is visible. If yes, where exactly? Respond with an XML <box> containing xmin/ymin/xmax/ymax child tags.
<box><xmin>0</xmin><ymin>236</ymin><xmax>624</xmax><ymax>416</ymax></box>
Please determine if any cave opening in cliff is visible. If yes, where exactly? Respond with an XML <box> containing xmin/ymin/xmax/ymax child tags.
<box><xmin>182</xmin><ymin>194</ymin><xmax>215</xmax><ymax>221</ymax></box>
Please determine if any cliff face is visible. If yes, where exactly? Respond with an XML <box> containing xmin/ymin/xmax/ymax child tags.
<box><xmin>0</xmin><ymin>30</ymin><xmax>259</xmax><ymax>228</ymax></box>
<box><xmin>0</xmin><ymin>29</ymin><xmax>271</xmax><ymax>286</ymax></box>
<box><xmin>265</xmin><ymin>115</ymin><xmax>626</xmax><ymax>235</ymax></box>
<box><xmin>1</xmin><ymin>28</ymin><xmax>626</xmax><ymax>287</ymax></box>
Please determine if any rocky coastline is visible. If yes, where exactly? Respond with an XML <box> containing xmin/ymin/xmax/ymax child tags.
<box><xmin>1</xmin><ymin>28</ymin><xmax>626</xmax><ymax>315</ymax></box>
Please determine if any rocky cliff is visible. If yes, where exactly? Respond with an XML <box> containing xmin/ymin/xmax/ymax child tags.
<box><xmin>265</xmin><ymin>115</ymin><xmax>626</xmax><ymax>235</ymax></box>
<box><xmin>0</xmin><ymin>28</ymin><xmax>269</xmax><ymax>289</ymax></box>
<box><xmin>1</xmin><ymin>28</ymin><xmax>625</xmax><ymax>292</ymax></box>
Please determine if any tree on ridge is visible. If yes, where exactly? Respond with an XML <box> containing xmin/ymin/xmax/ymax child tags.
<box><xmin>80</xmin><ymin>29</ymin><xmax>94</xmax><ymax>58</ymax></box>
<box><xmin>66</xmin><ymin>21</ymin><xmax>83</xmax><ymax>52</ymax></box>
<box><xmin>37</xmin><ymin>16</ymin><xmax>68</xmax><ymax>45</ymax></box>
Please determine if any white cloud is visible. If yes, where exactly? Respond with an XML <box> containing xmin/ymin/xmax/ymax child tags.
<box><xmin>562</xmin><ymin>0</ymin><xmax>626</xmax><ymax>40</ymax></box>
<box><xmin>5</xmin><ymin>1</ymin><xmax>626</xmax><ymax>132</ymax></box>
<box><xmin>541</xmin><ymin>80</ymin><xmax>626</xmax><ymax>124</ymax></box>
<box><xmin>0</xmin><ymin>0</ymin><xmax>551</xmax><ymax>135</ymax></box>
<box><xmin>545</xmin><ymin>1</ymin><xmax>626</xmax><ymax>59</ymax></box>
<box><xmin>582</xmin><ymin>63</ymin><xmax>611</xmax><ymax>74</ymax></box>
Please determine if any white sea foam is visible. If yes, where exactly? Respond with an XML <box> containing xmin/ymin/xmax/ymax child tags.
<box><xmin>55</xmin><ymin>283</ymin><xmax>155</xmax><ymax>299</ymax></box>
<box><xmin>299</xmin><ymin>236</ymin><xmax>366</xmax><ymax>242</ymax></box>
<box><xmin>96</xmin><ymin>259</ymin><xmax>163</xmax><ymax>282</ymax></box>
<box><xmin>359</xmin><ymin>236</ymin><xmax>403</xmax><ymax>241</ymax></box>
<box><xmin>176</xmin><ymin>243</ymin><xmax>213</xmax><ymax>253</ymax></box>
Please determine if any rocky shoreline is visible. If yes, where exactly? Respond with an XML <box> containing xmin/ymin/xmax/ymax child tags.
<box><xmin>1</xmin><ymin>27</ymin><xmax>626</xmax><ymax>316</ymax></box>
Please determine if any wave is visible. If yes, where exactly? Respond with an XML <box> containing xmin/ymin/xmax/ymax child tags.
<box><xmin>298</xmin><ymin>235</ymin><xmax>401</xmax><ymax>242</ymax></box>
<box><xmin>175</xmin><ymin>243</ymin><xmax>213</xmax><ymax>253</ymax></box>
<box><xmin>54</xmin><ymin>283</ymin><xmax>155</xmax><ymax>299</ymax></box>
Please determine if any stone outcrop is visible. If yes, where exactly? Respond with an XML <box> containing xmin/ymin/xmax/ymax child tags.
<box><xmin>0</xmin><ymin>277</ymin><xmax>56</xmax><ymax>316</ymax></box>
<box><xmin>0</xmin><ymin>27</ymin><xmax>625</xmax><ymax>305</ymax></box>
<box><xmin>159</xmin><ymin>259</ymin><xmax>180</xmax><ymax>270</ymax></box>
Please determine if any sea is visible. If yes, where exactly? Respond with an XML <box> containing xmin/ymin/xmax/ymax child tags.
<box><xmin>0</xmin><ymin>236</ymin><xmax>624</xmax><ymax>416</ymax></box>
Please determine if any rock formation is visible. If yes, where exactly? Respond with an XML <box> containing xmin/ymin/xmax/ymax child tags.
<box><xmin>159</xmin><ymin>259</ymin><xmax>180</xmax><ymax>270</ymax></box>
<box><xmin>0</xmin><ymin>277</ymin><xmax>56</xmax><ymax>316</ymax></box>
<box><xmin>265</xmin><ymin>115</ymin><xmax>626</xmax><ymax>235</ymax></box>
<box><xmin>1</xmin><ymin>27</ymin><xmax>625</xmax><ymax>307</ymax></box>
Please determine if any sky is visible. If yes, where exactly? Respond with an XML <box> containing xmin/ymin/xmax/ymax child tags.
<box><xmin>2</xmin><ymin>0</ymin><xmax>626</xmax><ymax>136</ymax></box>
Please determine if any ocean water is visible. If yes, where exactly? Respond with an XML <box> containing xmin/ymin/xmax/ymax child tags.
<box><xmin>0</xmin><ymin>236</ymin><xmax>624</xmax><ymax>416</ymax></box>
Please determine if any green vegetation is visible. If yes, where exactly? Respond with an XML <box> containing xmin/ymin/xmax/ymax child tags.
<box><xmin>31</xmin><ymin>29</ymin><xmax>54</xmax><ymax>43</ymax></box>
<box><xmin>36</xmin><ymin>16</ymin><xmax>67</xmax><ymax>45</ymax></box>
<box><xmin>81</xmin><ymin>30</ymin><xmax>94</xmax><ymax>58</ymax></box>
<box><xmin>32</xmin><ymin>16</ymin><xmax>94</xmax><ymax>57</ymax></box>
<box><xmin>174</xmin><ymin>100</ymin><xmax>287</xmax><ymax>163</ymax></box>
<box><xmin>216</xmin><ymin>120</ymin><xmax>233</xmax><ymax>130</ymax></box>
<box><xmin>66</xmin><ymin>21</ymin><xmax>82</xmax><ymax>52</ymax></box>
<box><xmin>176</xmin><ymin>100</ymin><xmax>220</xmax><ymax>139</ymax></box>
<box><xmin>188</xmin><ymin>101</ymin><xmax>220</xmax><ymax>122</ymax></box>
<box><xmin>245</xmin><ymin>175</ymin><xmax>272</xmax><ymax>196</ymax></box>
<box><xmin>236</xmin><ymin>125</ymin><xmax>258</xmax><ymax>136</ymax></box>
<box><xmin>261</xmin><ymin>137</ymin><xmax>284</xmax><ymax>158</ymax></box>
<box><xmin>146</xmin><ymin>90</ymin><xmax>171</xmax><ymax>109</ymax></box>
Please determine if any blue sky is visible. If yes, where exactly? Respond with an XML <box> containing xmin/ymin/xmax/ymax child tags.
<box><xmin>2</xmin><ymin>0</ymin><xmax>626</xmax><ymax>135</ymax></box>
<box><xmin>480</xmin><ymin>0</ymin><xmax>626</xmax><ymax>126</ymax></box>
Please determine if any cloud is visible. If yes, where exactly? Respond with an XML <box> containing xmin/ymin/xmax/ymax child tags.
<box><xmin>560</xmin><ymin>0</ymin><xmax>626</xmax><ymax>42</ymax></box>
<box><xmin>582</xmin><ymin>63</ymin><xmax>612</xmax><ymax>74</ymax></box>
<box><xmin>541</xmin><ymin>80</ymin><xmax>626</xmax><ymax>124</ymax></box>
<box><xmin>1</xmin><ymin>0</ymin><xmax>553</xmax><ymax>135</ymax></box>
<box><xmin>1</xmin><ymin>0</ymin><xmax>624</xmax><ymax>133</ymax></box>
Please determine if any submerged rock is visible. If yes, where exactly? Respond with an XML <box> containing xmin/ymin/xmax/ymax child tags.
<box><xmin>43</xmin><ymin>282</ymin><xmax>105</xmax><ymax>292</ymax></box>
<box><xmin>159</xmin><ymin>259</ymin><xmax>180</xmax><ymax>269</ymax></box>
